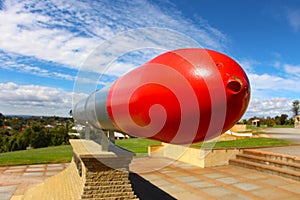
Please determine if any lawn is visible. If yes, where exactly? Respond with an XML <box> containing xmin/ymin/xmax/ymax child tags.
<box><xmin>193</xmin><ymin>138</ymin><xmax>293</xmax><ymax>149</ymax></box>
<box><xmin>115</xmin><ymin>138</ymin><xmax>161</xmax><ymax>156</ymax></box>
<box><xmin>246</xmin><ymin>124</ymin><xmax>294</xmax><ymax>129</ymax></box>
<box><xmin>0</xmin><ymin>137</ymin><xmax>293</xmax><ymax>166</ymax></box>
<box><xmin>116</xmin><ymin>137</ymin><xmax>293</xmax><ymax>154</ymax></box>
<box><xmin>0</xmin><ymin>145</ymin><xmax>73</xmax><ymax>166</ymax></box>
<box><xmin>0</xmin><ymin>138</ymin><xmax>161</xmax><ymax>166</ymax></box>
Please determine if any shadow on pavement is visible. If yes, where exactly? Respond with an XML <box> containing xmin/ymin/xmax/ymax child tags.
<box><xmin>129</xmin><ymin>173</ymin><xmax>176</xmax><ymax>200</ymax></box>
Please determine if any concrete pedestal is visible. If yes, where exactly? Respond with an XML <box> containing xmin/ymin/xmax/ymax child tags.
<box><xmin>22</xmin><ymin>139</ymin><xmax>138</xmax><ymax>200</ymax></box>
<box><xmin>149</xmin><ymin>143</ymin><xmax>241</xmax><ymax>168</ymax></box>
<box><xmin>71</xmin><ymin>139</ymin><xmax>138</xmax><ymax>199</ymax></box>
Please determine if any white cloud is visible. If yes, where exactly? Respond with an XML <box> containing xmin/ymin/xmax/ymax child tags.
<box><xmin>240</xmin><ymin>72</ymin><xmax>300</xmax><ymax>118</ymax></box>
<box><xmin>286</xmin><ymin>8</ymin><xmax>300</xmax><ymax>32</ymax></box>
<box><xmin>245</xmin><ymin>97</ymin><xmax>293</xmax><ymax>118</ymax></box>
<box><xmin>0</xmin><ymin>57</ymin><xmax>74</xmax><ymax>81</ymax></box>
<box><xmin>284</xmin><ymin>64</ymin><xmax>300</xmax><ymax>77</ymax></box>
<box><xmin>237</xmin><ymin>58</ymin><xmax>261</xmax><ymax>74</ymax></box>
<box><xmin>272</xmin><ymin>61</ymin><xmax>281</xmax><ymax>69</ymax></box>
<box><xmin>249</xmin><ymin>73</ymin><xmax>299</xmax><ymax>93</ymax></box>
<box><xmin>227</xmin><ymin>55</ymin><xmax>300</xmax><ymax>119</ymax></box>
<box><xmin>0</xmin><ymin>82</ymin><xmax>86</xmax><ymax>116</ymax></box>
<box><xmin>0</xmin><ymin>0</ymin><xmax>227</xmax><ymax>71</ymax></box>
<box><xmin>0</xmin><ymin>0</ymin><xmax>102</xmax><ymax>68</ymax></box>
<box><xmin>0</xmin><ymin>0</ymin><xmax>230</xmax><ymax>117</ymax></box>
<box><xmin>5</xmin><ymin>0</ymin><xmax>298</xmax><ymax>119</ymax></box>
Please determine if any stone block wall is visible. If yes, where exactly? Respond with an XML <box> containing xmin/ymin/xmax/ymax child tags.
<box><xmin>22</xmin><ymin>139</ymin><xmax>138</xmax><ymax>200</ymax></box>
<box><xmin>80</xmin><ymin>156</ymin><xmax>138</xmax><ymax>199</ymax></box>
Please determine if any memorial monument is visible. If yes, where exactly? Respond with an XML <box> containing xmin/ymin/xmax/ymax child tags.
<box><xmin>22</xmin><ymin>48</ymin><xmax>250</xmax><ymax>199</ymax></box>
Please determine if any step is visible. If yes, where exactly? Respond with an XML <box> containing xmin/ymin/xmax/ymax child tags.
<box><xmin>236</xmin><ymin>154</ymin><xmax>300</xmax><ymax>172</ymax></box>
<box><xmin>229</xmin><ymin>158</ymin><xmax>300</xmax><ymax>181</ymax></box>
<box><xmin>81</xmin><ymin>191</ymin><xmax>137</xmax><ymax>199</ymax></box>
<box><xmin>243</xmin><ymin>149</ymin><xmax>300</xmax><ymax>164</ymax></box>
<box><xmin>83</xmin><ymin>186</ymin><xmax>134</xmax><ymax>194</ymax></box>
<box><xmin>85</xmin><ymin>176</ymin><xmax>130</xmax><ymax>182</ymax></box>
<box><xmin>84</xmin><ymin>180</ymin><xmax>131</xmax><ymax>186</ymax></box>
<box><xmin>83</xmin><ymin>185</ymin><xmax>133</xmax><ymax>191</ymax></box>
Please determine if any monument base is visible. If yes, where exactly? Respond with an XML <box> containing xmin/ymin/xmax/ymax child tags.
<box><xmin>21</xmin><ymin>139</ymin><xmax>138</xmax><ymax>200</ymax></box>
<box><xmin>149</xmin><ymin>143</ymin><xmax>241</xmax><ymax>168</ymax></box>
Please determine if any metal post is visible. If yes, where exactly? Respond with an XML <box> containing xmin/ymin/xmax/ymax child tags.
<box><xmin>101</xmin><ymin>130</ymin><xmax>109</xmax><ymax>151</ymax></box>
<box><xmin>85</xmin><ymin>124</ymin><xmax>90</xmax><ymax>140</ymax></box>
<box><xmin>108</xmin><ymin>130</ymin><xmax>115</xmax><ymax>144</ymax></box>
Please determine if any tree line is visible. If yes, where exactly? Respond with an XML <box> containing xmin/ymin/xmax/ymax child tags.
<box><xmin>240</xmin><ymin>114</ymin><xmax>295</xmax><ymax>127</ymax></box>
<box><xmin>0</xmin><ymin>114</ymin><xmax>78</xmax><ymax>153</ymax></box>
<box><xmin>239</xmin><ymin>100</ymin><xmax>299</xmax><ymax>127</ymax></box>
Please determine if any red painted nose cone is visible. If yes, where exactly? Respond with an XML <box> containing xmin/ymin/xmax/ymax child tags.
<box><xmin>107</xmin><ymin>48</ymin><xmax>250</xmax><ymax>144</ymax></box>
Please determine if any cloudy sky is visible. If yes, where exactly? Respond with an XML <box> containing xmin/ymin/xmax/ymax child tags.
<box><xmin>0</xmin><ymin>0</ymin><xmax>299</xmax><ymax>119</ymax></box>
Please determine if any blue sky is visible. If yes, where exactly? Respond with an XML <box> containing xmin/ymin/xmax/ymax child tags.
<box><xmin>0</xmin><ymin>0</ymin><xmax>299</xmax><ymax>118</ymax></box>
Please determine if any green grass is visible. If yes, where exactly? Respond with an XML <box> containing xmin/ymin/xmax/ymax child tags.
<box><xmin>0</xmin><ymin>139</ymin><xmax>160</xmax><ymax>166</ymax></box>
<box><xmin>193</xmin><ymin>138</ymin><xmax>293</xmax><ymax>149</ymax></box>
<box><xmin>115</xmin><ymin>138</ymin><xmax>161</xmax><ymax>156</ymax></box>
<box><xmin>246</xmin><ymin>124</ymin><xmax>294</xmax><ymax>129</ymax></box>
<box><xmin>271</xmin><ymin>124</ymin><xmax>294</xmax><ymax>128</ymax></box>
<box><xmin>0</xmin><ymin>145</ymin><xmax>73</xmax><ymax>166</ymax></box>
<box><xmin>252</xmin><ymin>131</ymin><xmax>267</xmax><ymax>135</ymax></box>
<box><xmin>0</xmin><ymin>137</ymin><xmax>293</xmax><ymax>166</ymax></box>
<box><xmin>116</xmin><ymin>137</ymin><xmax>293</xmax><ymax>155</ymax></box>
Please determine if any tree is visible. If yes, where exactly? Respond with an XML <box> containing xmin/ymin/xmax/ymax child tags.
<box><xmin>31</xmin><ymin>128</ymin><xmax>50</xmax><ymax>148</ymax></box>
<box><xmin>265</xmin><ymin>116</ymin><xmax>275</xmax><ymax>127</ymax></box>
<box><xmin>278</xmin><ymin>114</ymin><xmax>288</xmax><ymax>125</ymax></box>
<box><xmin>0</xmin><ymin>113</ymin><xmax>4</xmax><ymax>127</ymax></box>
<box><xmin>49</xmin><ymin>126</ymin><xmax>69</xmax><ymax>146</ymax></box>
<box><xmin>17</xmin><ymin>128</ymin><xmax>32</xmax><ymax>150</ymax></box>
<box><xmin>272</xmin><ymin>114</ymin><xmax>289</xmax><ymax>125</ymax></box>
<box><xmin>292</xmin><ymin>100</ymin><xmax>300</xmax><ymax>116</ymax></box>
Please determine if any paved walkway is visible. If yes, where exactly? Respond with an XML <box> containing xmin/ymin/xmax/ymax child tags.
<box><xmin>0</xmin><ymin>163</ymin><xmax>68</xmax><ymax>200</ymax></box>
<box><xmin>262</xmin><ymin>128</ymin><xmax>300</xmax><ymax>144</ymax></box>
<box><xmin>0</xmin><ymin>158</ymin><xmax>300</xmax><ymax>200</ymax></box>
<box><xmin>130</xmin><ymin>157</ymin><xmax>300</xmax><ymax>200</ymax></box>
<box><xmin>257</xmin><ymin>145</ymin><xmax>300</xmax><ymax>157</ymax></box>
<box><xmin>2</xmin><ymin>136</ymin><xmax>300</xmax><ymax>200</ymax></box>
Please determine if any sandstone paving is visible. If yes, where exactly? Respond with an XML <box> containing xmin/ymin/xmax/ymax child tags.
<box><xmin>130</xmin><ymin>157</ymin><xmax>300</xmax><ymax>199</ymax></box>
<box><xmin>0</xmin><ymin>163</ymin><xmax>68</xmax><ymax>200</ymax></box>
<box><xmin>1</xmin><ymin>156</ymin><xmax>300</xmax><ymax>199</ymax></box>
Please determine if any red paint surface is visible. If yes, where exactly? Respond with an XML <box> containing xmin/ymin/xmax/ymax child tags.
<box><xmin>107</xmin><ymin>48</ymin><xmax>250</xmax><ymax>144</ymax></box>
